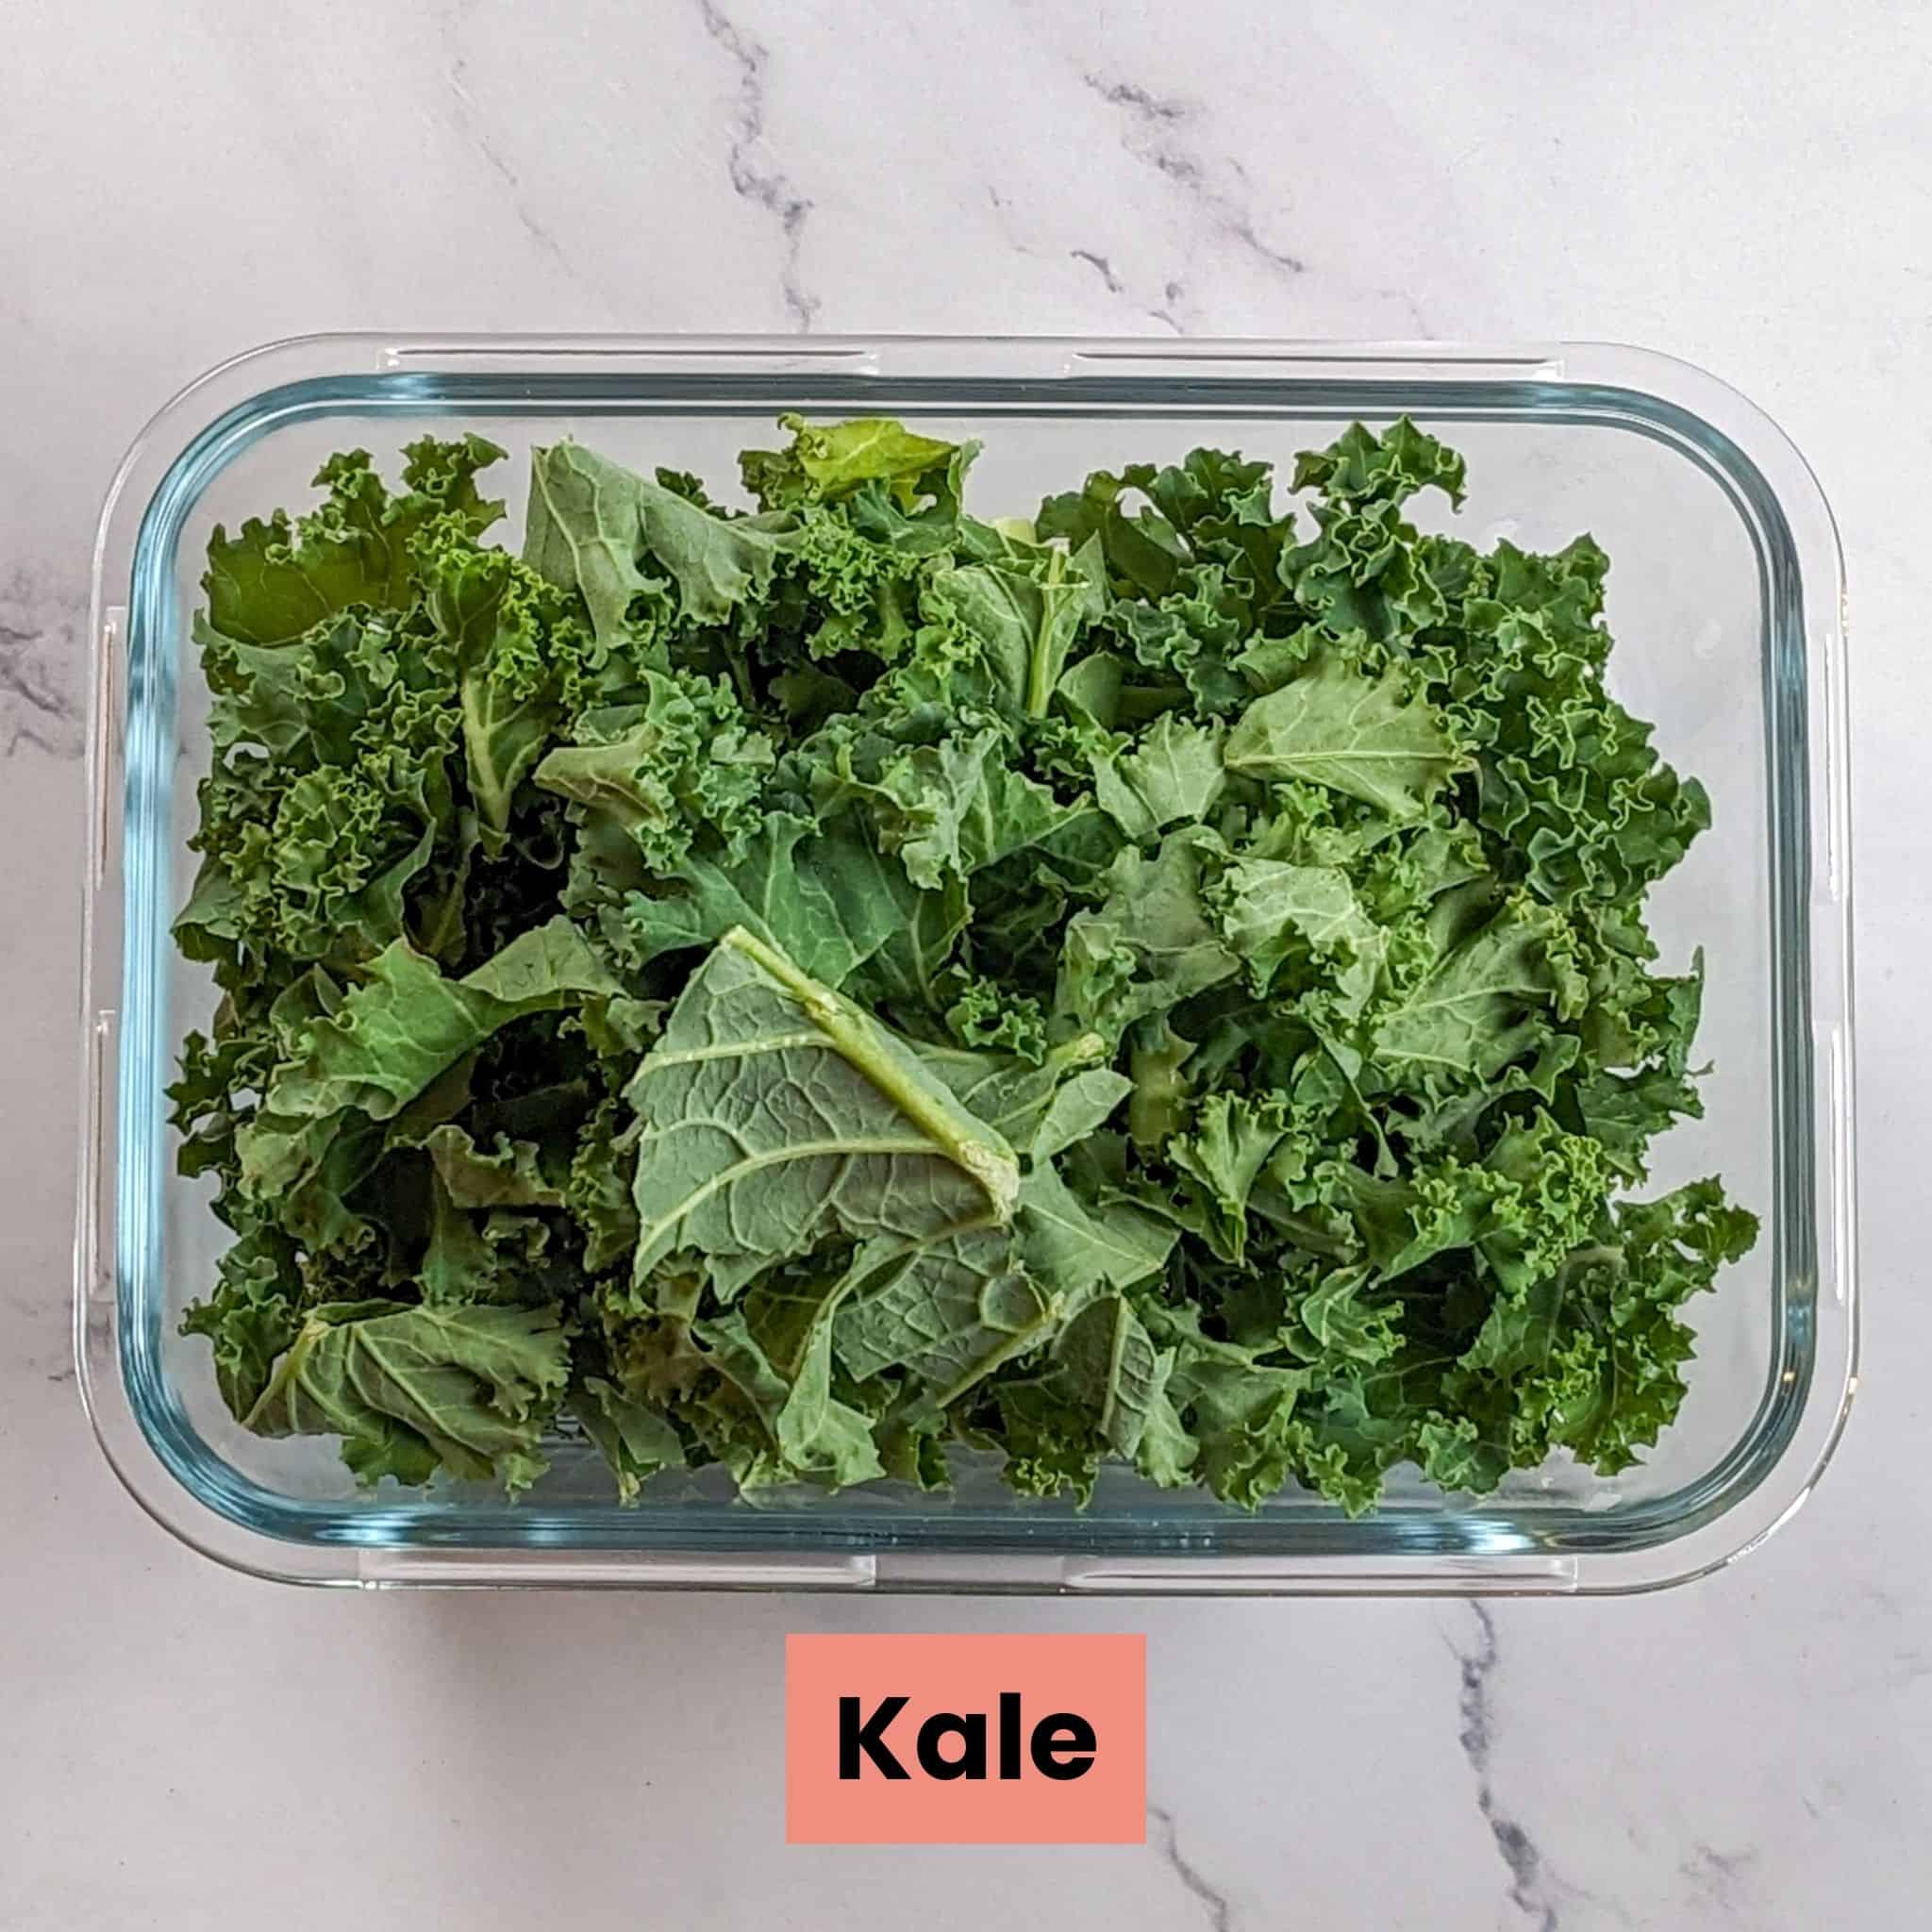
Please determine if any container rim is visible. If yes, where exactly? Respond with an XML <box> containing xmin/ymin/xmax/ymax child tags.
<box><xmin>75</xmin><ymin>333</ymin><xmax>1857</xmax><ymax>1593</ymax></box>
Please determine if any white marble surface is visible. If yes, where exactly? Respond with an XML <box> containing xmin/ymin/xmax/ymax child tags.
<box><xmin>2</xmin><ymin>2</ymin><xmax>1928</xmax><ymax>1925</ymax></box>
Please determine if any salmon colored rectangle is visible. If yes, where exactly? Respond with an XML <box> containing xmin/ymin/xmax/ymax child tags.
<box><xmin>786</xmin><ymin>1632</ymin><xmax>1146</xmax><ymax>1844</ymax></box>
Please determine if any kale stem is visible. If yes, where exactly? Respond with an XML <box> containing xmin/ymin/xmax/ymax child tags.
<box><xmin>1023</xmin><ymin>544</ymin><xmax>1067</xmax><ymax>718</ymax></box>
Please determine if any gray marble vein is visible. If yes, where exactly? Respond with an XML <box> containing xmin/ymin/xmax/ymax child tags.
<box><xmin>441</xmin><ymin>46</ymin><xmax>589</xmax><ymax>291</ymax></box>
<box><xmin>1069</xmin><ymin>247</ymin><xmax>1124</xmax><ymax>295</ymax></box>
<box><xmin>1677</xmin><ymin>1842</ymin><xmax>1760</xmax><ymax>1920</ymax></box>
<box><xmin>1453</xmin><ymin>1606</ymin><xmax>1573</xmax><ymax>1932</ymax></box>
<box><xmin>1146</xmin><ymin>1804</ymin><xmax>1235</xmax><ymax>1932</ymax></box>
<box><xmin>0</xmin><ymin>566</ymin><xmax>84</xmax><ymax>759</ymax></box>
<box><xmin>694</xmin><ymin>0</ymin><xmax>819</xmax><ymax>331</ymax></box>
<box><xmin>1377</xmin><ymin>286</ymin><xmax>1433</xmax><ymax>337</ymax></box>
<box><xmin>983</xmin><ymin>186</ymin><xmax>1127</xmax><ymax>316</ymax></box>
<box><xmin>1081</xmin><ymin>71</ymin><xmax>1307</xmax><ymax>293</ymax></box>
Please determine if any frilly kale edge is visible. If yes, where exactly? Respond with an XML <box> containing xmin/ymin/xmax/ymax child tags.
<box><xmin>172</xmin><ymin>415</ymin><xmax>1755</xmax><ymax>1513</ymax></box>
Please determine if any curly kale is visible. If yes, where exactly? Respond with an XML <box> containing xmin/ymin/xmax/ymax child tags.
<box><xmin>173</xmin><ymin>416</ymin><xmax>1755</xmax><ymax>1511</ymax></box>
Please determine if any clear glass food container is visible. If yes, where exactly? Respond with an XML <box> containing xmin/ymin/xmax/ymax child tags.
<box><xmin>75</xmin><ymin>335</ymin><xmax>1856</xmax><ymax>1592</ymax></box>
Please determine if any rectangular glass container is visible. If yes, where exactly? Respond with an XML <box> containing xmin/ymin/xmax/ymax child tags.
<box><xmin>75</xmin><ymin>336</ymin><xmax>1856</xmax><ymax>1591</ymax></box>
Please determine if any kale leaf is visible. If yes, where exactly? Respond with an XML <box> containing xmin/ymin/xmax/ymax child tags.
<box><xmin>175</xmin><ymin>416</ymin><xmax>1754</xmax><ymax>1514</ymax></box>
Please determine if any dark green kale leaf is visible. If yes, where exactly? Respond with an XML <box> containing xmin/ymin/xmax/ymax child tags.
<box><xmin>175</xmin><ymin>417</ymin><xmax>1754</xmax><ymax>1514</ymax></box>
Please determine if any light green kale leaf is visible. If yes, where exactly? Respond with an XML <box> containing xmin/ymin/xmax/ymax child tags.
<box><xmin>923</xmin><ymin>534</ymin><xmax>1108</xmax><ymax>716</ymax></box>
<box><xmin>570</xmin><ymin>1378</ymin><xmax>686</xmax><ymax>1503</ymax></box>
<box><xmin>534</xmin><ymin>671</ymin><xmax>773</xmax><ymax>872</ymax></box>
<box><xmin>1208</xmin><ymin>855</ymin><xmax>1386</xmax><ymax>1009</ymax></box>
<box><xmin>832</xmin><ymin>1229</ymin><xmax>1057</xmax><ymax>1404</ymax></box>
<box><xmin>204</xmin><ymin>436</ymin><xmax>506</xmax><ymax>644</ymax></box>
<box><xmin>1167</xmin><ymin>1091</ymin><xmax>1291</xmax><ymax>1262</ymax></box>
<box><xmin>604</xmin><ymin>810</ymin><xmax>917</xmax><ymax>989</ymax></box>
<box><xmin>254</xmin><ymin>917</ymin><xmax>619</xmax><ymax>1127</ymax></box>
<box><xmin>917</xmin><ymin>1035</ymin><xmax>1130</xmax><ymax>1160</ymax></box>
<box><xmin>1013</xmin><ymin>1160</ymin><xmax>1176</xmax><ymax>1303</ymax></box>
<box><xmin>525</xmin><ymin>441</ymin><xmax>797</xmax><ymax>640</ymax></box>
<box><xmin>1043</xmin><ymin>1294</ymin><xmax>1174</xmax><ymax>1457</ymax></box>
<box><xmin>816</xmin><ymin>723</ymin><xmax>1090</xmax><ymax>891</ymax></box>
<box><xmin>419</xmin><ymin>532</ymin><xmax>570</xmax><ymax>850</ymax></box>
<box><xmin>242</xmin><ymin>1301</ymin><xmax>571</xmax><ymax>1491</ymax></box>
<box><xmin>624</xmin><ymin>928</ymin><xmax>1021</xmax><ymax>1288</ymax></box>
<box><xmin>697</xmin><ymin>1281</ymin><xmax>887</xmax><ymax>1489</ymax></box>
<box><xmin>740</xmin><ymin>412</ymin><xmax>969</xmax><ymax>509</ymax></box>
<box><xmin>1091</xmin><ymin>714</ymin><xmax>1227</xmax><ymax>840</ymax></box>
<box><xmin>1369</xmin><ymin>897</ymin><xmax>1571</xmax><ymax>1086</ymax></box>
<box><xmin>1056</xmin><ymin>829</ymin><xmax>1240</xmax><ymax>1041</ymax></box>
<box><xmin>1224</xmin><ymin>650</ymin><xmax>1462</xmax><ymax>820</ymax></box>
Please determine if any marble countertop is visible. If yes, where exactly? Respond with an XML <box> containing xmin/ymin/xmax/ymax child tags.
<box><xmin>4</xmin><ymin>2</ymin><xmax>1927</xmax><ymax>1925</ymax></box>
